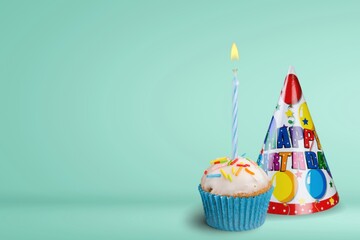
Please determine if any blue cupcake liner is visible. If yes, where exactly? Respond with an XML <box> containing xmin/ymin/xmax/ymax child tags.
<box><xmin>198</xmin><ymin>184</ymin><xmax>273</xmax><ymax>231</ymax></box>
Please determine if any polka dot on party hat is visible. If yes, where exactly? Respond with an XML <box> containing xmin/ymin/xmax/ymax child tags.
<box><xmin>256</xmin><ymin>66</ymin><xmax>339</xmax><ymax>215</ymax></box>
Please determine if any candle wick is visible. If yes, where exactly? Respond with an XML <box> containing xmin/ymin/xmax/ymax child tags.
<box><xmin>232</xmin><ymin>68</ymin><xmax>238</xmax><ymax>76</ymax></box>
<box><xmin>232</xmin><ymin>69</ymin><xmax>239</xmax><ymax>85</ymax></box>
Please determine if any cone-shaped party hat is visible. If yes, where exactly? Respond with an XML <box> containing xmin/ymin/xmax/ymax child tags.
<box><xmin>257</xmin><ymin>66</ymin><xmax>339</xmax><ymax>215</ymax></box>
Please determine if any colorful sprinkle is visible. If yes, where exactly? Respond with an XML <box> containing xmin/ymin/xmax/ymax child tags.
<box><xmin>245</xmin><ymin>168</ymin><xmax>255</xmax><ymax>175</ymax></box>
<box><xmin>220</xmin><ymin>169</ymin><xmax>227</xmax><ymax>178</ymax></box>
<box><xmin>212</xmin><ymin>159</ymin><xmax>228</xmax><ymax>164</ymax></box>
<box><xmin>229</xmin><ymin>158</ymin><xmax>239</xmax><ymax>165</ymax></box>
<box><xmin>231</xmin><ymin>167</ymin><xmax>236</xmax><ymax>175</ymax></box>
<box><xmin>237</xmin><ymin>164</ymin><xmax>250</xmax><ymax>167</ymax></box>
<box><xmin>235</xmin><ymin>167</ymin><xmax>243</xmax><ymax>176</ymax></box>
<box><xmin>210</xmin><ymin>157</ymin><xmax>227</xmax><ymax>164</ymax></box>
<box><xmin>241</xmin><ymin>153</ymin><xmax>246</xmax><ymax>157</ymax></box>
<box><xmin>210</xmin><ymin>157</ymin><xmax>228</xmax><ymax>164</ymax></box>
<box><xmin>206</xmin><ymin>174</ymin><xmax>221</xmax><ymax>178</ymax></box>
<box><xmin>227</xmin><ymin>174</ymin><xmax>233</xmax><ymax>182</ymax></box>
<box><xmin>204</xmin><ymin>170</ymin><xmax>208</xmax><ymax>175</ymax></box>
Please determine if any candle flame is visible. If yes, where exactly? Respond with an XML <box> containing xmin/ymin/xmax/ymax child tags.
<box><xmin>230</xmin><ymin>43</ymin><xmax>239</xmax><ymax>61</ymax></box>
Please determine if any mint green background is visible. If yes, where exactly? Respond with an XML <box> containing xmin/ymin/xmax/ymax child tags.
<box><xmin>0</xmin><ymin>0</ymin><xmax>359</xmax><ymax>239</ymax></box>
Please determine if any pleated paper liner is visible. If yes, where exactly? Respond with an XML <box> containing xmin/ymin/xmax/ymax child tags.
<box><xmin>198</xmin><ymin>184</ymin><xmax>273</xmax><ymax>231</ymax></box>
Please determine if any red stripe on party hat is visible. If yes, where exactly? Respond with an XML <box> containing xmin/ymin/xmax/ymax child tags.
<box><xmin>267</xmin><ymin>192</ymin><xmax>339</xmax><ymax>215</ymax></box>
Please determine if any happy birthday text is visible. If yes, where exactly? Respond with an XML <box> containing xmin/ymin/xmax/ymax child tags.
<box><xmin>261</xmin><ymin>125</ymin><xmax>329</xmax><ymax>172</ymax></box>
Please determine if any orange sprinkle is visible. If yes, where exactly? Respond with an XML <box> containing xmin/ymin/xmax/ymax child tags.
<box><xmin>245</xmin><ymin>168</ymin><xmax>255</xmax><ymax>175</ymax></box>
<box><xmin>235</xmin><ymin>167</ymin><xmax>243</xmax><ymax>176</ymax></box>
<box><xmin>231</xmin><ymin>167</ymin><xmax>236</xmax><ymax>175</ymax></box>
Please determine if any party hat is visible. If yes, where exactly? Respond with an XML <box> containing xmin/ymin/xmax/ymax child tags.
<box><xmin>257</xmin><ymin>66</ymin><xmax>339</xmax><ymax>215</ymax></box>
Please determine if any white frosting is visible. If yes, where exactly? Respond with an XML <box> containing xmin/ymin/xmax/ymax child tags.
<box><xmin>201</xmin><ymin>157</ymin><xmax>270</xmax><ymax>196</ymax></box>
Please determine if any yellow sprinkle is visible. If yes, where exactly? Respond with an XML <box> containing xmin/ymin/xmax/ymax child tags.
<box><xmin>227</xmin><ymin>174</ymin><xmax>233</xmax><ymax>182</ymax></box>
<box><xmin>220</xmin><ymin>169</ymin><xmax>227</xmax><ymax>178</ymax></box>
<box><xmin>210</xmin><ymin>157</ymin><xmax>228</xmax><ymax>164</ymax></box>
<box><xmin>245</xmin><ymin>168</ymin><xmax>255</xmax><ymax>175</ymax></box>
<box><xmin>231</xmin><ymin>167</ymin><xmax>235</xmax><ymax>175</ymax></box>
<box><xmin>235</xmin><ymin>167</ymin><xmax>243</xmax><ymax>176</ymax></box>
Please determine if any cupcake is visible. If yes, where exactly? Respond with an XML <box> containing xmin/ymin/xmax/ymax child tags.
<box><xmin>199</xmin><ymin>156</ymin><xmax>273</xmax><ymax>231</ymax></box>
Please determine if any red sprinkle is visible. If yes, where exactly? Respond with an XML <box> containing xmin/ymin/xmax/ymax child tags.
<box><xmin>230</xmin><ymin>158</ymin><xmax>239</xmax><ymax>165</ymax></box>
<box><xmin>213</xmin><ymin>160</ymin><xmax>220</xmax><ymax>164</ymax></box>
<box><xmin>204</xmin><ymin>170</ymin><xmax>208</xmax><ymax>175</ymax></box>
<box><xmin>237</xmin><ymin>164</ymin><xmax>250</xmax><ymax>167</ymax></box>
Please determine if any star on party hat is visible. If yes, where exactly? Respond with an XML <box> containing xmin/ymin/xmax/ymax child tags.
<box><xmin>257</xmin><ymin>66</ymin><xmax>339</xmax><ymax>215</ymax></box>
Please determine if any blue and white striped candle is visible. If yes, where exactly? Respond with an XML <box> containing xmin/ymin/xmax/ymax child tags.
<box><xmin>231</xmin><ymin>43</ymin><xmax>239</xmax><ymax>159</ymax></box>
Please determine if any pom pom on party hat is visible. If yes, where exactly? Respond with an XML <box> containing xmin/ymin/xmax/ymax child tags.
<box><xmin>257</xmin><ymin>66</ymin><xmax>339</xmax><ymax>215</ymax></box>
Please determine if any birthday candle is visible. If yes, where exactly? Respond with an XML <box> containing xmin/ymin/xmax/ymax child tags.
<box><xmin>231</xmin><ymin>43</ymin><xmax>239</xmax><ymax>159</ymax></box>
